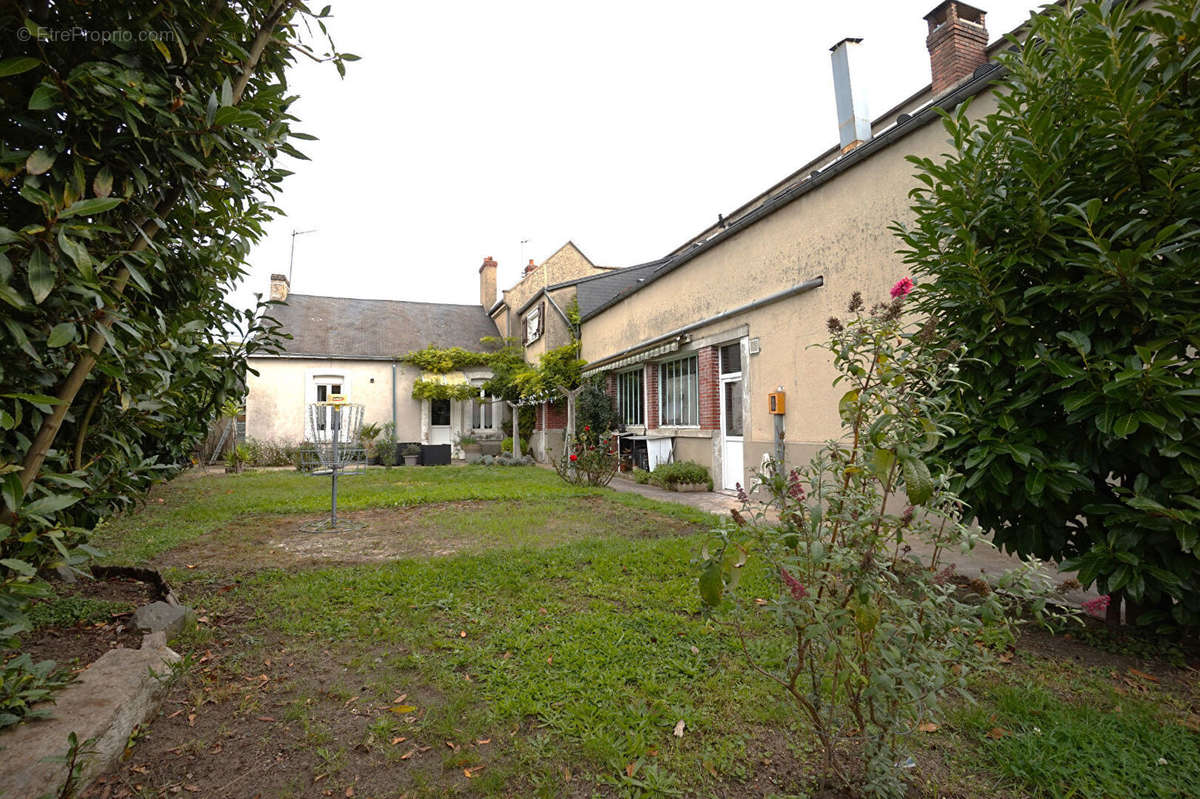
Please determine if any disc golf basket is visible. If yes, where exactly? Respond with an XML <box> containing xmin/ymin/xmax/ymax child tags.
<box><xmin>300</xmin><ymin>397</ymin><xmax>367</xmax><ymax>533</ymax></box>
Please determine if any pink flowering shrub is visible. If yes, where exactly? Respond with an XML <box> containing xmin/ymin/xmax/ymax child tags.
<box><xmin>699</xmin><ymin>288</ymin><xmax>1066</xmax><ymax>798</ymax></box>
<box><xmin>890</xmin><ymin>276</ymin><xmax>914</xmax><ymax>298</ymax></box>
<box><xmin>1082</xmin><ymin>594</ymin><xmax>1111</xmax><ymax>619</ymax></box>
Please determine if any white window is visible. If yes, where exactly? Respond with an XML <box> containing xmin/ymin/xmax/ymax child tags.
<box><xmin>659</xmin><ymin>355</ymin><xmax>698</xmax><ymax>426</ymax></box>
<box><xmin>472</xmin><ymin>396</ymin><xmax>498</xmax><ymax>431</ymax></box>
<box><xmin>616</xmin><ymin>369</ymin><xmax>644</xmax><ymax>426</ymax></box>
<box><xmin>307</xmin><ymin>372</ymin><xmax>348</xmax><ymax>437</ymax></box>
<box><xmin>524</xmin><ymin>306</ymin><xmax>542</xmax><ymax>344</ymax></box>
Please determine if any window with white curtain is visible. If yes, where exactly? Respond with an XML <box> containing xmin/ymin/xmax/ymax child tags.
<box><xmin>616</xmin><ymin>369</ymin><xmax>644</xmax><ymax>426</ymax></box>
<box><xmin>658</xmin><ymin>355</ymin><xmax>698</xmax><ymax>426</ymax></box>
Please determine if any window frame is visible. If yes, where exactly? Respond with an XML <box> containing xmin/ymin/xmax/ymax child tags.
<box><xmin>658</xmin><ymin>354</ymin><xmax>699</xmax><ymax>428</ymax></box>
<box><xmin>524</xmin><ymin>305</ymin><xmax>542</xmax><ymax>345</ymax></box>
<box><xmin>615</xmin><ymin>368</ymin><xmax>645</xmax><ymax>427</ymax></box>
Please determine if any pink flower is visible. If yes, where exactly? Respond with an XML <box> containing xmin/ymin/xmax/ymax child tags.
<box><xmin>1082</xmin><ymin>594</ymin><xmax>1110</xmax><ymax>619</ymax></box>
<box><xmin>890</xmin><ymin>277</ymin><xmax>914</xmax><ymax>299</ymax></box>
<box><xmin>780</xmin><ymin>567</ymin><xmax>807</xmax><ymax>600</ymax></box>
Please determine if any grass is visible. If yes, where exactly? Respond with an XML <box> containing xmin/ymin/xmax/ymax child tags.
<box><xmin>27</xmin><ymin>596</ymin><xmax>133</xmax><ymax>629</ymax></box>
<box><xmin>956</xmin><ymin>682</ymin><xmax>1200</xmax><ymax>798</ymax></box>
<box><xmin>94</xmin><ymin>465</ymin><xmax>705</xmax><ymax>564</ymax></box>
<box><xmin>91</xmin><ymin>465</ymin><xmax>1200</xmax><ymax>798</ymax></box>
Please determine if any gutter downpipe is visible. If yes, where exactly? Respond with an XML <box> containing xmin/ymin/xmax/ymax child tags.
<box><xmin>391</xmin><ymin>359</ymin><xmax>397</xmax><ymax>448</ymax></box>
<box><xmin>583</xmin><ymin>276</ymin><xmax>824</xmax><ymax>375</ymax></box>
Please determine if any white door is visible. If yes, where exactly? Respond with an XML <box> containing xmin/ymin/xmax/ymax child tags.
<box><xmin>430</xmin><ymin>399</ymin><xmax>452</xmax><ymax>445</ymax></box>
<box><xmin>721</xmin><ymin>377</ymin><xmax>744</xmax><ymax>490</ymax></box>
<box><xmin>719</xmin><ymin>342</ymin><xmax>744</xmax><ymax>491</ymax></box>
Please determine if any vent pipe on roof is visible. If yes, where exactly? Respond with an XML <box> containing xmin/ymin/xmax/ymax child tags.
<box><xmin>829</xmin><ymin>37</ymin><xmax>871</xmax><ymax>152</ymax></box>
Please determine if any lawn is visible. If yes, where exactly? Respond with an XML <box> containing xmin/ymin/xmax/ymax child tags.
<box><xmin>75</xmin><ymin>466</ymin><xmax>1199</xmax><ymax>799</ymax></box>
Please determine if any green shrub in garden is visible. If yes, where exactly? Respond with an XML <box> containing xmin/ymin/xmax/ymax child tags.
<box><xmin>649</xmin><ymin>461</ymin><xmax>712</xmax><ymax>491</ymax></box>
<box><xmin>896</xmin><ymin>0</ymin><xmax>1200</xmax><ymax>627</ymax></box>
<box><xmin>0</xmin><ymin>1</ymin><xmax>352</xmax><ymax>724</ymax></box>
<box><xmin>700</xmin><ymin>288</ymin><xmax>1065</xmax><ymax>799</ymax></box>
<box><xmin>553</xmin><ymin>426</ymin><xmax>619</xmax><ymax>487</ymax></box>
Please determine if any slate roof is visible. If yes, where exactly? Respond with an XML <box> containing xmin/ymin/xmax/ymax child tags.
<box><xmin>574</xmin><ymin>259</ymin><xmax>673</xmax><ymax>318</ymax></box>
<box><xmin>265</xmin><ymin>293</ymin><xmax>500</xmax><ymax>359</ymax></box>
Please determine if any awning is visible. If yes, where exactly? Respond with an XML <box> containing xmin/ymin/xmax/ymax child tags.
<box><xmin>581</xmin><ymin>340</ymin><xmax>681</xmax><ymax>377</ymax></box>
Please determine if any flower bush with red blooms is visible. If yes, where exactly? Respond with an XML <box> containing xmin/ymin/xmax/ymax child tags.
<box><xmin>698</xmin><ymin>287</ymin><xmax>1069</xmax><ymax>798</ymax></box>
<box><xmin>552</xmin><ymin>425</ymin><xmax>619</xmax><ymax>487</ymax></box>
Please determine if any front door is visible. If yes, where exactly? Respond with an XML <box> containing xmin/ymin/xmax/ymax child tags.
<box><xmin>430</xmin><ymin>399</ymin><xmax>452</xmax><ymax>445</ymax></box>
<box><xmin>719</xmin><ymin>342</ymin><xmax>744</xmax><ymax>491</ymax></box>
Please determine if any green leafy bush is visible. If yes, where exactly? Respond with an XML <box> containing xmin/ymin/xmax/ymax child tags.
<box><xmin>631</xmin><ymin>468</ymin><xmax>651</xmax><ymax>485</ymax></box>
<box><xmin>896</xmin><ymin>0</ymin><xmax>1200</xmax><ymax>626</ymax></box>
<box><xmin>700</xmin><ymin>291</ymin><xmax>1064</xmax><ymax>798</ymax></box>
<box><xmin>649</xmin><ymin>461</ymin><xmax>711</xmax><ymax>491</ymax></box>
<box><xmin>576</xmin><ymin>379</ymin><xmax>620</xmax><ymax>435</ymax></box>
<box><xmin>0</xmin><ymin>1</ymin><xmax>351</xmax><ymax>721</ymax></box>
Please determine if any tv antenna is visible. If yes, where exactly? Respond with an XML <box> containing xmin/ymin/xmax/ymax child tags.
<box><xmin>288</xmin><ymin>228</ymin><xmax>318</xmax><ymax>283</ymax></box>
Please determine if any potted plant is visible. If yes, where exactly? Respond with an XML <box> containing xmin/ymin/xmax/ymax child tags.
<box><xmin>224</xmin><ymin>443</ymin><xmax>251</xmax><ymax>473</ymax></box>
<box><xmin>456</xmin><ymin>433</ymin><xmax>481</xmax><ymax>458</ymax></box>
<box><xmin>402</xmin><ymin>444</ymin><xmax>421</xmax><ymax>466</ymax></box>
<box><xmin>359</xmin><ymin>422</ymin><xmax>383</xmax><ymax>464</ymax></box>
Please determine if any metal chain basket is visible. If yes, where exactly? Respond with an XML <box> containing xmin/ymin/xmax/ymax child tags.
<box><xmin>300</xmin><ymin>400</ymin><xmax>367</xmax><ymax>533</ymax></box>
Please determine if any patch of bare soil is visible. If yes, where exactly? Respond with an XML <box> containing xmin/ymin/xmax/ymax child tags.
<box><xmin>81</xmin><ymin>621</ymin><xmax>512</xmax><ymax>799</ymax></box>
<box><xmin>17</xmin><ymin>576</ymin><xmax>154</xmax><ymax>670</ymax></box>
<box><xmin>157</xmin><ymin>498</ymin><xmax>695</xmax><ymax>573</ymax></box>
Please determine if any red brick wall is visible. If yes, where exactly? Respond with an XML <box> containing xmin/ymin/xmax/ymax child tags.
<box><xmin>645</xmin><ymin>363</ymin><xmax>659</xmax><ymax>429</ymax></box>
<box><xmin>698</xmin><ymin>346</ymin><xmax>720</xmax><ymax>431</ymax></box>
<box><xmin>533</xmin><ymin>400</ymin><xmax>567</xmax><ymax>431</ymax></box>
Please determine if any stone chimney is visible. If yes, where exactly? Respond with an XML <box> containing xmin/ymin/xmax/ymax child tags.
<box><xmin>925</xmin><ymin>1</ymin><xmax>989</xmax><ymax>95</ymax></box>
<box><xmin>479</xmin><ymin>256</ymin><xmax>497</xmax><ymax>309</ymax></box>
<box><xmin>269</xmin><ymin>273</ymin><xmax>289</xmax><ymax>302</ymax></box>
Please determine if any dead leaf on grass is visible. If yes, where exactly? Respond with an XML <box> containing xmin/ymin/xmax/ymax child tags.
<box><xmin>1129</xmin><ymin>668</ymin><xmax>1160</xmax><ymax>683</ymax></box>
<box><xmin>393</xmin><ymin>693</ymin><xmax>408</xmax><ymax>704</ymax></box>
<box><xmin>187</xmin><ymin>713</ymin><xmax>196</xmax><ymax>727</ymax></box>
<box><xmin>445</xmin><ymin>741</ymin><xmax>459</xmax><ymax>751</ymax></box>
<box><xmin>391</xmin><ymin>736</ymin><xmax>407</xmax><ymax>745</ymax></box>
<box><xmin>917</xmin><ymin>722</ymin><xmax>939</xmax><ymax>733</ymax></box>
<box><xmin>673</xmin><ymin>719</ymin><xmax>686</xmax><ymax>737</ymax></box>
<box><xmin>476</xmin><ymin>738</ymin><xmax>490</xmax><ymax>745</ymax></box>
<box><xmin>986</xmin><ymin>726</ymin><xmax>1010</xmax><ymax>739</ymax></box>
<box><xmin>256</xmin><ymin>716</ymin><xmax>275</xmax><ymax>722</ymax></box>
<box><xmin>345</xmin><ymin>787</ymin><xmax>354</xmax><ymax>797</ymax></box>
<box><xmin>625</xmin><ymin>762</ymin><xmax>636</xmax><ymax>777</ymax></box>
<box><xmin>389</xmin><ymin>704</ymin><xmax>418</xmax><ymax>715</ymax></box>
<box><xmin>464</xmin><ymin>766</ymin><xmax>485</xmax><ymax>778</ymax></box>
<box><xmin>400</xmin><ymin>748</ymin><xmax>418</xmax><ymax>760</ymax></box>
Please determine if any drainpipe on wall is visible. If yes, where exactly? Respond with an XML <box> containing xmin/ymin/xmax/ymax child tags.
<box><xmin>391</xmin><ymin>360</ymin><xmax>397</xmax><ymax>446</ymax></box>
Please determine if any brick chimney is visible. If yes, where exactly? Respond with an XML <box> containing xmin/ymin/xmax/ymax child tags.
<box><xmin>925</xmin><ymin>1</ymin><xmax>988</xmax><ymax>95</ymax></box>
<box><xmin>269</xmin><ymin>273</ymin><xmax>289</xmax><ymax>302</ymax></box>
<box><xmin>523</xmin><ymin>258</ymin><xmax>537</xmax><ymax>277</ymax></box>
<box><xmin>479</xmin><ymin>256</ymin><xmax>497</xmax><ymax>309</ymax></box>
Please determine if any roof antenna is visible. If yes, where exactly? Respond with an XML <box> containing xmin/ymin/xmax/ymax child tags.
<box><xmin>288</xmin><ymin>228</ymin><xmax>317</xmax><ymax>283</ymax></box>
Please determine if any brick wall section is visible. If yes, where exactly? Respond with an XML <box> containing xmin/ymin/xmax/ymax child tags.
<box><xmin>645</xmin><ymin>364</ymin><xmax>659</xmax><ymax>429</ymax></box>
<box><xmin>925</xmin><ymin>3</ymin><xmax>988</xmax><ymax>95</ymax></box>
<box><xmin>534</xmin><ymin>400</ymin><xmax>568</xmax><ymax>431</ymax></box>
<box><xmin>698</xmin><ymin>346</ymin><xmax>720</xmax><ymax>431</ymax></box>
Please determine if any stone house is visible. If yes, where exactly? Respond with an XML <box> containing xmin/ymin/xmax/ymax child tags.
<box><xmin>579</xmin><ymin>1</ymin><xmax>1006</xmax><ymax>490</ymax></box>
<box><xmin>244</xmin><ymin>274</ymin><xmax>504</xmax><ymax>454</ymax></box>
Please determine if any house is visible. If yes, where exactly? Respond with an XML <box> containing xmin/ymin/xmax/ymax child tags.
<box><xmin>244</xmin><ymin>274</ymin><xmax>504</xmax><ymax>453</ymax></box>
<box><xmin>484</xmin><ymin>242</ymin><xmax>620</xmax><ymax>460</ymax></box>
<box><xmin>579</xmin><ymin>1</ymin><xmax>1005</xmax><ymax>490</ymax></box>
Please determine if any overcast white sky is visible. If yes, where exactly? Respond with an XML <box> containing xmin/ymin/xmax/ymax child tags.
<box><xmin>232</xmin><ymin>0</ymin><xmax>1041</xmax><ymax>312</ymax></box>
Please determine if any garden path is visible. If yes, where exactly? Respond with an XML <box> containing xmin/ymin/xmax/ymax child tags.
<box><xmin>604</xmin><ymin>476</ymin><xmax>1097</xmax><ymax>606</ymax></box>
